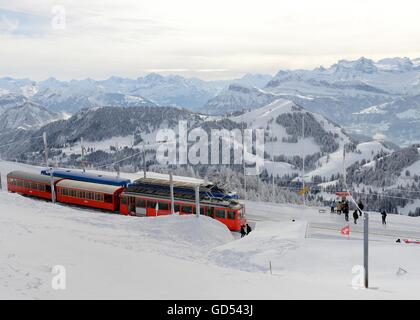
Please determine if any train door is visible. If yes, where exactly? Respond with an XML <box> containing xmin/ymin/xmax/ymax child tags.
<box><xmin>135</xmin><ymin>197</ymin><xmax>147</xmax><ymax>216</ymax></box>
<box><xmin>127</xmin><ymin>196</ymin><xmax>136</xmax><ymax>215</ymax></box>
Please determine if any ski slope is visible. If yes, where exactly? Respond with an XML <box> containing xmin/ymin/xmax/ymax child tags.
<box><xmin>1</xmin><ymin>160</ymin><xmax>420</xmax><ymax>299</ymax></box>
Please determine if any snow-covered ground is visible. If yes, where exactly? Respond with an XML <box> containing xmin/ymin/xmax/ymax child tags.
<box><xmin>1</xmin><ymin>160</ymin><xmax>420</xmax><ymax>299</ymax></box>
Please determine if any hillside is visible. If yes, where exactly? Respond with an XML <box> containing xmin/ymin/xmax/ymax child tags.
<box><xmin>0</xmin><ymin>101</ymin><xmax>62</xmax><ymax>131</ymax></box>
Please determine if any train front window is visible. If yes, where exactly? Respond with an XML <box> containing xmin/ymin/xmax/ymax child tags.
<box><xmin>227</xmin><ymin>210</ymin><xmax>236</xmax><ymax>220</ymax></box>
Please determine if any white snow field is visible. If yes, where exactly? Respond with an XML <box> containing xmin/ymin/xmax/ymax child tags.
<box><xmin>0</xmin><ymin>160</ymin><xmax>420</xmax><ymax>299</ymax></box>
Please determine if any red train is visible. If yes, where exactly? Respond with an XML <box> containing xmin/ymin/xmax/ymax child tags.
<box><xmin>6</xmin><ymin>170</ymin><xmax>246</xmax><ymax>232</ymax></box>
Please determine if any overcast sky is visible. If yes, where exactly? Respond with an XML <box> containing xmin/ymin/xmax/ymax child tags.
<box><xmin>1</xmin><ymin>0</ymin><xmax>420</xmax><ymax>80</ymax></box>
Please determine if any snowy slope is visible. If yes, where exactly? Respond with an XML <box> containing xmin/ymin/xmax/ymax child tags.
<box><xmin>305</xmin><ymin>141</ymin><xmax>391</xmax><ymax>181</ymax></box>
<box><xmin>228</xmin><ymin>99</ymin><xmax>351</xmax><ymax>177</ymax></box>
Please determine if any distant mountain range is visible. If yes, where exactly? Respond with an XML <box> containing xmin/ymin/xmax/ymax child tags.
<box><xmin>1</xmin><ymin>57</ymin><xmax>420</xmax><ymax>145</ymax></box>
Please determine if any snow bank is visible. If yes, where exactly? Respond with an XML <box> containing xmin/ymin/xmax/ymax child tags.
<box><xmin>210</xmin><ymin>221</ymin><xmax>307</xmax><ymax>272</ymax></box>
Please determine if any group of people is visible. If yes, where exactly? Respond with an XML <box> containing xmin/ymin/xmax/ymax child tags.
<box><xmin>240</xmin><ymin>224</ymin><xmax>252</xmax><ymax>238</ymax></box>
<box><xmin>330</xmin><ymin>198</ymin><xmax>388</xmax><ymax>225</ymax></box>
<box><xmin>330</xmin><ymin>198</ymin><xmax>351</xmax><ymax>221</ymax></box>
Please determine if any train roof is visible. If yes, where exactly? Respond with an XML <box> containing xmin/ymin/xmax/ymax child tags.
<box><xmin>132</xmin><ymin>177</ymin><xmax>208</xmax><ymax>189</ymax></box>
<box><xmin>41</xmin><ymin>169</ymin><xmax>131</xmax><ymax>187</ymax></box>
<box><xmin>7</xmin><ymin>171</ymin><xmax>61</xmax><ymax>184</ymax></box>
<box><xmin>126</xmin><ymin>177</ymin><xmax>239</xmax><ymax>201</ymax></box>
<box><xmin>56</xmin><ymin>179</ymin><xmax>124</xmax><ymax>194</ymax></box>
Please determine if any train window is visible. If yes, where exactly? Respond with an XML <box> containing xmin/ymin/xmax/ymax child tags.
<box><xmin>104</xmin><ymin>194</ymin><xmax>113</xmax><ymax>203</ymax></box>
<box><xmin>206</xmin><ymin>207</ymin><xmax>214</xmax><ymax>217</ymax></box>
<box><xmin>174</xmin><ymin>204</ymin><xmax>180</xmax><ymax>213</ymax></box>
<box><xmin>182</xmin><ymin>206</ymin><xmax>193</xmax><ymax>214</ymax></box>
<box><xmin>147</xmin><ymin>201</ymin><xmax>157</xmax><ymax>209</ymax></box>
<box><xmin>227</xmin><ymin>210</ymin><xmax>236</xmax><ymax>220</ymax></box>
<box><xmin>159</xmin><ymin>202</ymin><xmax>169</xmax><ymax>210</ymax></box>
<box><xmin>121</xmin><ymin>196</ymin><xmax>127</xmax><ymax>205</ymax></box>
<box><xmin>215</xmin><ymin>209</ymin><xmax>226</xmax><ymax>219</ymax></box>
<box><xmin>200</xmin><ymin>207</ymin><xmax>205</xmax><ymax>215</ymax></box>
<box><xmin>136</xmin><ymin>198</ymin><xmax>146</xmax><ymax>208</ymax></box>
<box><xmin>46</xmin><ymin>185</ymin><xmax>51</xmax><ymax>193</ymax></box>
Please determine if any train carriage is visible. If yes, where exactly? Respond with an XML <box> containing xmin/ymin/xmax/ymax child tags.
<box><xmin>7</xmin><ymin>171</ymin><xmax>62</xmax><ymax>200</ymax></box>
<box><xmin>55</xmin><ymin>179</ymin><xmax>124</xmax><ymax>212</ymax></box>
<box><xmin>120</xmin><ymin>177</ymin><xmax>246</xmax><ymax>231</ymax></box>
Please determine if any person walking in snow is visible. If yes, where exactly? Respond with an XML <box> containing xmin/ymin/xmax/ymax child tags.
<box><xmin>381</xmin><ymin>209</ymin><xmax>387</xmax><ymax>225</ymax></box>
<box><xmin>240</xmin><ymin>225</ymin><xmax>247</xmax><ymax>238</ymax></box>
<box><xmin>357</xmin><ymin>200</ymin><xmax>364</xmax><ymax>215</ymax></box>
<box><xmin>336</xmin><ymin>201</ymin><xmax>342</xmax><ymax>214</ymax></box>
<box><xmin>353</xmin><ymin>210</ymin><xmax>359</xmax><ymax>224</ymax></box>
<box><xmin>246</xmin><ymin>224</ymin><xmax>252</xmax><ymax>235</ymax></box>
<box><xmin>343</xmin><ymin>199</ymin><xmax>350</xmax><ymax>222</ymax></box>
<box><xmin>330</xmin><ymin>200</ymin><xmax>336</xmax><ymax>213</ymax></box>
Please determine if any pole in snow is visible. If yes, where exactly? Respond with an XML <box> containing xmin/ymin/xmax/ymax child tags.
<box><xmin>81</xmin><ymin>137</ymin><xmax>85</xmax><ymax>172</ymax></box>
<box><xmin>142</xmin><ymin>143</ymin><xmax>146</xmax><ymax>179</ymax></box>
<box><xmin>170</xmin><ymin>171</ymin><xmax>175</xmax><ymax>215</ymax></box>
<box><xmin>364</xmin><ymin>211</ymin><xmax>369</xmax><ymax>288</ymax></box>
<box><xmin>195</xmin><ymin>185</ymin><xmax>200</xmax><ymax>218</ymax></box>
<box><xmin>302</xmin><ymin>114</ymin><xmax>306</xmax><ymax>206</ymax></box>
<box><xmin>43</xmin><ymin>132</ymin><xmax>48</xmax><ymax>167</ymax></box>
<box><xmin>50</xmin><ymin>167</ymin><xmax>56</xmax><ymax>204</ymax></box>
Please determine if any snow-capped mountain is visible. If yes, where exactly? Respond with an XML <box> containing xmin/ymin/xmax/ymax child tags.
<box><xmin>31</xmin><ymin>79</ymin><xmax>157</xmax><ymax>112</ymax></box>
<box><xmin>0</xmin><ymin>73</ymin><xmax>273</xmax><ymax>114</ymax></box>
<box><xmin>231</xmin><ymin>73</ymin><xmax>273</xmax><ymax>88</ymax></box>
<box><xmin>0</xmin><ymin>101</ymin><xmax>61</xmax><ymax>131</ymax></box>
<box><xmin>227</xmin><ymin>99</ymin><xmax>390</xmax><ymax>181</ymax></box>
<box><xmin>203</xmin><ymin>84</ymin><xmax>279</xmax><ymax>115</ymax></box>
<box><xmin>0</xmin><ymin>77</ymin><xmax>36</xmax><ymax>97</ymax></box>
<box><xmin>0</xmin><ymin>94</ymin><xmax>30</xmax><ymax>114</ymax></box>
<box><xmin>263</xmin><ymin>57</ymin><xmax>420</xmax><ymax>146</ymax></box>
<box><xmin>127</xmin><ymin>73</ymin><xmax>227</xmax><ymax>109</ymax></box>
